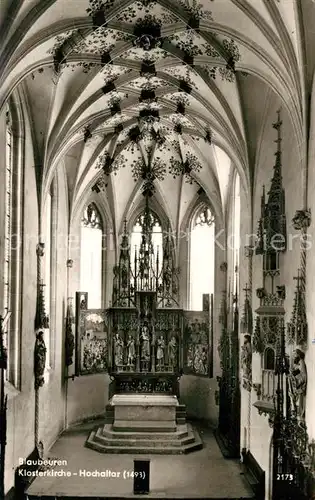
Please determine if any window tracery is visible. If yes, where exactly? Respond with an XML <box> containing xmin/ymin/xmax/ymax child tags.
<box><xmin>3</xmin><ymin>108</ymin><xmax>13</xmax><ymax>340</ymax></box>
<box><xmin>189</xmin><ymin>204</ymin><xmax>215</xmax><ymax>311</ymax></box>
<box><xmin>80</xmin><ymin>203</ymin><xmax>104</xmax><ymax>309</ymax></box>
<box><xmin>1</xmin><ymin>102</ymin><xmax>23</xmax><ymax>387</ymax></box>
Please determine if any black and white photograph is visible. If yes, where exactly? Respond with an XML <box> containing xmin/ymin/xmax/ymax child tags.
<box><xmin>1</xmin><ymin>1</ymin><xmax>315</xmax><ymax>499</ymax></box>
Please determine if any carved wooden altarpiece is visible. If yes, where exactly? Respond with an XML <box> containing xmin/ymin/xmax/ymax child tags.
<box><xmin>106</xmin><ymin>198</ymin><xmax>184</xmax><ymax>396</ymax></box>
<box><xmin>75</xmin><ymin>197</ymin><xmax>213</xmax><ymax>399</ymax></box>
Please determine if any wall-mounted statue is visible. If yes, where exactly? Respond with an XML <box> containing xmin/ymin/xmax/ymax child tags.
<box><xmin>156</xmin><ymin>335</ymin><xmax>165</xmax><ymax>369</ymax></box>
<box><xmin>291</xmin><ymin>348</ymin><xmax>307</xmax><ymax>419</ymax></box>
<box><xmin>168</xmin><ymin>335</ymin><xmax>177</xmax><ymax>368</ymax></box>
<box><xmin>127</xmin><ymin>334</ymin><xmax>135</xmax><ymax>365</ymax></box>
<box><xmin>241</xmin><ymin>334</ymin><xmax>252</xmax><ymax>385</ymax></box>
<box><xmin>140</xmin><ymin>323</ymin><xmax>150</xmax><ymax>361</ymax></box>
<box><xmin>114</xmin><ymin>332</ymin><xmax>124</xmax><ymax>367</ymax></box>
<box><xmin>65</xmin><ymin>325</ymin><xmax>75</xmax><ymax>366</ymax></box>
<box><xmin>34</xmin><ymin>331</ymin><xmax>46</xmax><ymax>389</ymax></box>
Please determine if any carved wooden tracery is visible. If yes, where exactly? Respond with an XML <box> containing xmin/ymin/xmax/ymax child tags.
<box><xmin>75</xmin><ymin>195</ymin><xmax>213</xmax><ymax>390</ymax></box>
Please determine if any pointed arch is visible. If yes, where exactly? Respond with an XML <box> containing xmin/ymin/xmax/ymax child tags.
<box><xmin>232</xmin><ymin>168</ymin><xmax>240</xmax><ymax>294</ymax></box>
<box><xmin>188</xmin><ymin>201</ymin><xmax>216</xmax><ymax>311</ymax></box>
<box><xmin>1</xmin><ymin>89</ymin><xmax>25</xmax><ymax>388</ymax></box>
<box><xmin>80</xmin><ymin>201</ymin><xmax>105</xmax><ymax>308</ymax></box>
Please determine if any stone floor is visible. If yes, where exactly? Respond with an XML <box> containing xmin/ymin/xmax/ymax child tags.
<box><xmin>26</xmin><ymin>419</ymin><xmax>255</xmax><ymax>499</ymax></box>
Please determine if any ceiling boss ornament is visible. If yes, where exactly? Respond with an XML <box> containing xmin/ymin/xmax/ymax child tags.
<box><xmin>133</xmin><ymin>15</ymin><xmax>163</xmax><ymax>50</ymax></box>
<box><xmin>169</xmin><ymin>152</ymin><xmax>202</xmax><ymax>184</ymax></box>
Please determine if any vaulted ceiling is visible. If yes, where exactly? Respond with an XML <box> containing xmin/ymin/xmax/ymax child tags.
<box><xmin>0</xmin><ymin>0</ymin><xmax>313</xmax><ymax>236</ymax></box>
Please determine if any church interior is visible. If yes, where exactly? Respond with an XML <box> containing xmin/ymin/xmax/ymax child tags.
<box><xmin>1</xmin><ymin>0</ymin><xmax>315</xmax><ymax>499</ymax></box>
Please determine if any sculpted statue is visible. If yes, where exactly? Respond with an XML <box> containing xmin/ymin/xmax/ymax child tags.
<box><xmin>168</xmin><ymin>336</ymin><xmax>177</xmax><ymax>368</ymax></box>
<box><xmin>140</xmin><ymin>324</ymin><xmax>150</xmax><ymax>361</ymax></box>
<box><xmin>291</xmin><ymin>349</ymin><xmax>307</xmax><ymax>419</ymax></box>
<box><xmin>127</xmin><ymin>335</ymin><xmax>135</xmax><ymax>365</ymax></box>
<box><xmin>114</xmin><ymin>332</ymin><xmax>124</xmax><ymax>367</ymax></box>
<box><xmin>241</xmin><ymin>335</ymin><xmax>252</xmax><ymax>380</ymax></box>
<box><xmin>156</xmin><ymin>335</ymin><xmax>165</xmax><ymax>369</ymax></box>
<box><xmin>34</xmin><ymin>331</ymin><xmax>46</xmax><ymax>389</ymax></box>
<box><xmin>65</xmin><ymin>325</ymin><xmax>75</xmax><ymax>366</ymax></box>
<box><xmin>292</xmin><ymin>209</ymin><xmax>311</xmax><ymax>230</ymax></box>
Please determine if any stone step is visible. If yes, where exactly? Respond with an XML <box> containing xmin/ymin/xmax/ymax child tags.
<box><xmin>93</xmin><ymin>432</ymin><xmax>196</xmax><ymax>448</ymax></box>
<box><xmin>85</xmin><ymin>425</ymin><xmax>203</xmax><ymax>455</ymax></box>
<box><xmin>101</xmin><ymin>424</ymin><xmax>189</xmax><ymax>440</ymax></box>
<box><xmin>113</xmin><ymin>421</ymin><xmax>177</xmax><ymax>432</ymax></box>
<box><xmin>86</xmin><ymin>437</ymin><xmax>203</xmax><ymax>455</ymax></box>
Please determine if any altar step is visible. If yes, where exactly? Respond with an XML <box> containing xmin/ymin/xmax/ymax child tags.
<box><xmin>86</xmin><ymin>423</ymin><xmax>203</xmax><ymax>454</ymax></box>
<box><xmin>113</xmin><ymin>421</ymin><xmax>177</xmax><ymax>432</ymax></box>
<box><xmin>101</xmin><ymin>423</ymin><xmax>190</xmax><ymax>440</ymax></box>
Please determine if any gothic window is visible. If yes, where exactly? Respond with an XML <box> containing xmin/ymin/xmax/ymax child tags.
<box><xmin>233</xmin><ymin>173</ymin><xmax>240</xmax><ymax>293</ymax></box>
<box><xmin>80</xmin><ymin>203</ymin><xmax>103</xmax><ymax>308</ymax></box>
<box><xmin>43</xmin><ymin>186</ymin><xmax>55</xmax><ymax>369</ymax></box>
<box><xmin>44</xmin><ymin>192</ymin><xmax>52</xmax><ymax>320</ymax></box>
<box><xmin>3</xmin><ymin>110</ymin><xmax>12</xmax><ymax>330</ymax></box>
<box><xmin>2</xmin><ymin>103</ymin><xmax>23</xmax><ymax>386</ymax></box>
<box><xmin>189</xmin><ymin>205</ymin><xmax>215</xmax><ymax>311</ymax></box>
<box><xmin>130</xmin><ymin>210</ymin><xmax>163</xmax><ymax>277</ymax></box>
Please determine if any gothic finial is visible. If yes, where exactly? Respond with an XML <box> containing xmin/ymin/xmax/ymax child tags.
<box><xmin>272</xmin><ymin>108</ymin><xmax>282</xmax><ymax>157</ymax></box>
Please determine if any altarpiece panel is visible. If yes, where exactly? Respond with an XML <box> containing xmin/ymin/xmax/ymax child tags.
<box><xmin>76</xmin><ymin>297</ymin><xmax>108</xmax><ymax>375</ymax></box>
<box><xmin>75</xmin><ymin>197</ymin><xmax>212</xmax><ymax>395</ymax></box>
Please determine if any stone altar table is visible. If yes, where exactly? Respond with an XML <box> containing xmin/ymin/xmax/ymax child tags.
<box><xmin>111</xmin><ymin>394</ymin><xmax>179</xmax><ymax>432</ymax></box>
<box><xmin>86</xmin><ymin>393</ymin><xmax>202</xmax><ymax>454</ymax></box>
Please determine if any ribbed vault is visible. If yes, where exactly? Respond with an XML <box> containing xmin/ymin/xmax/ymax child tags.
<box><xmin>0</xmin><ymin>0</ymin><xmax>308</xmax><ymax>238</ymax></box>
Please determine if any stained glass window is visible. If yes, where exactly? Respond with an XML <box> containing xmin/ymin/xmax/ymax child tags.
<box><xmin>80</xmin><ymin>204</ymin><xmax>103</xmax><ymax>308</ymax></box>
<box><xmin>190</xmin><ymin>205</ymin><xmax>215</xmax><ymax>311</ymax></box>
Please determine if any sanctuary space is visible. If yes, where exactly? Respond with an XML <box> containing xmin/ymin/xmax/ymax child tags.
<box><xmin>1</xmin><ymin>1</ymin><xmax>315</xmax><ymax>499</ymax></box>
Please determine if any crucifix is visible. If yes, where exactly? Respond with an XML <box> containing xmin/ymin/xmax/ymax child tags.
<box><xmin>272</xmin><ymin>108</ymin><xmax>282</xmax><ymax>144</ymax></box>
<box><xmin>243</xmin><ymin>283</ymin><xmax>251</xmax><ymax>299</ymax></box>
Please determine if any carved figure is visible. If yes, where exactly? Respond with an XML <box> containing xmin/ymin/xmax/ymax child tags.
<box><xmin>34</xmin><ymin>331</ymin><xmax>46</xmax><ymax>389</ymax></box>
<box><xmin>80</xmin><ymin>295</ymin><xmax>87</xmax><ymax>309</ymax></box>
<box><xmin>127</xmin><ymin>335</ymin><xmax>135</xmax><ymax>365</ymax></box>
<box><xmin>36</xmin><ymin>242</ymin><xmax>45</xmax><ymax>257</ymax></box>
<box><xmin>194</xmin><ymin>346</ymin><xmax>208</xmax><ymax>375</ymax></box>
<box><xmin>168</xmin><ymin>336</ymin><xmax>177</xmax><ymax>368</ymax></box>
<box><xmin>139</xmin><ymin>35</ymin><xmax>151</xmax><ymax>50</ymax></box>
<box><xmin>291</xmin><ymin>349</ymin><xmax>307</xmax><ymax>419</ymax></box>
<box><xmin>114</xmin><ymin>332</ymin><xmax>124</xmax><ymax>367</ymax></box>
<box><xmin>140</xmin><ymin>324</ymin><xmax>150</xmax><ymax>360</ymax></box>
<box><xmin>241</xmin><ymin>334</ymin><xmax>252</xmax><ymax>381</ymax></box>
<box><xmin>292</xmin><ymin>209</ymin><xmax>311</xmax><ymax>230</ymax></box>
<box><xmin>156</xmin><ymin>335</ymin><xmax>165</xmax><ymax>369</ymax></box>
<box><xmin>65</xmin><ymin>323</ymin><xmax>75</xmax><ymax>366</ymax></box>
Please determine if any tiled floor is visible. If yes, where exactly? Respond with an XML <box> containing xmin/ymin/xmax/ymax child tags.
<box><xmin>26</xmin><ymin>420</ymin><xmax>255</xmax><ymax>499</ymax></box>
